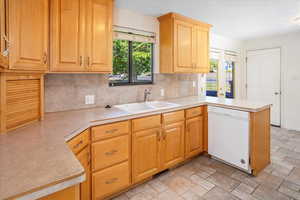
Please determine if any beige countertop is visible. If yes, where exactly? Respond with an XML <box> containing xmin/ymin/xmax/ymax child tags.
<box><xmin>0</xmin><ymin>96</ymin><xmax>271</xmax><ymax>200</ymax></box>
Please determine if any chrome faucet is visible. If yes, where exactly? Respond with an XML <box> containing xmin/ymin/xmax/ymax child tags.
<box><xmin>144</xmin><ymin>88</ymin><xmax>151</xmax><ymax>102</ymax></box>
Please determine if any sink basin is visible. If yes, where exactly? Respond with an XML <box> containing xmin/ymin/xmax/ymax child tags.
<box><xmin>114</xmin><ymin>101</ymin><xmax>179</xmax><ymax>113</ymax></box>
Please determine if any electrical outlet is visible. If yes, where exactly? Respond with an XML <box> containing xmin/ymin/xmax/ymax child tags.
<box><xmin>85</xmin><ymin>95</ymin><xmax>95</xmax><ymax>105</ymax></box>
<box><xmin>192</xmin><ymin>81</ymin><xmax>196</xmax><ymax>88</ymax></box>
<box><xmin>160</xmin><ymin>88</ymin><xmax>165</xmax><ymax>97</ymax></box>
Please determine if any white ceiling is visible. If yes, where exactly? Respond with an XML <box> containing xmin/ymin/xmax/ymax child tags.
<box><xmin>115</xmin><ymin>0</ymin><xmax>300</xmax><ymax>40</ymax></box>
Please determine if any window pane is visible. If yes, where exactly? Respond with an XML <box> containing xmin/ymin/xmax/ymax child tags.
<box><xmin>225</xmin><ymin>60</ymin><xmax>234</xmax><ymax>98</ymax></box>
<box><xmin>206</xmin><ymin>59</ymin><xmax>218</xmax><ymax>97</ymax></box>
<box><xmin>132</xmin><ymin>41</ymin><xmax>152</xmax><ymax>82</ymax></box>
<box><xmin>109</xmin><ymin>40</ymin><xmax>129</xmax><ymax>83</ymax></box>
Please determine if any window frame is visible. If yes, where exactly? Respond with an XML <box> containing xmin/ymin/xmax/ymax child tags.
<box><xmin>109</xmin><ymin>40</ymin><xmax>154</xmax><ymax>87</ymax></box>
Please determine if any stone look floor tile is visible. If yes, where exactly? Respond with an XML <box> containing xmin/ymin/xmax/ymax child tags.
<box><xmin>157</xmin><ymin>190</ymin><xmax>183</xmax><ymax>200</ymax></box>
<box><xmin>202</xmin><ymin>187</ymin><xmax>239</xmax><ymax>200</ymax></box>
<box><xmin>252</xmin><ymin>185</ymin><xmax>291</xmax><ymax>200</ymax></box>
<box><xmin>161</xmin><ymin>175</ymin><xmax>194</xmax><ymax>195</ymax></box>
<box><xmin>235</xmin><ymin>183</ymin><xmax>255</xmax><ymax>194</ymax></box>
<box><xmin>287</xmin><ymin>168</ymin><xmax>300</xmax><ymax>186</ymax></box>
<box><xmin>251</xmin><ymin>171</ymin><xmax>284</xmax><ymax>190</ymax></box>
<box><xmin>206</xmin><ymin>172</ymin><xmax>240</xmax><ymax>192</ymax></box>
<box><xmin>278</xmin><ymin>180</ymin><xmax>300</xmax><ymax>200</ymax></box>
<box><xmin>189</xmin><ymin>174</ymin><xmax>215</xmax><ymax>191</ymax></box>
<box><xmin>231</xmin><ymin>189</ymin><xmax>258</xmax><ymax>200</ymax></box>
<box><xmin>147</xmin><ymin>179</ymin><xmax>168</xmax><ymax>193</ymax></box>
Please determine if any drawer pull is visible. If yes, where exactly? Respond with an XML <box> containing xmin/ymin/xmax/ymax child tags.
<box><xmin>105</xmin><ymin>178</ymin><xmax>118</xmax><ymax>184</ymax></box>
<box><xmin>105</xmin><ymin>129</ymin><xmax>118</xmax><ymax>134</ymax></box>
<box><xmin>105</xmin><ymin>149</ymin><xmax>118</xmax><ymax>156</ymax></box>
<box><xmin>73</xmin><ymin>140</ymin><xmax>83</xmax><ymax>149</ymax></box>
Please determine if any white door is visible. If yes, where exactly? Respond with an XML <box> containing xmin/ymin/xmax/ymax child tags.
<box><xmin>246</xmin><ymin>48</ymin><xmax>281</xmax><ymax>126</ymax></box>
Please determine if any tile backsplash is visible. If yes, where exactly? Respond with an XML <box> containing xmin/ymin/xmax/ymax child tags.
<box><xmin>45</xmin><ymin>74</ymin><xmax>200</xmax><ymax>113</ymax></box>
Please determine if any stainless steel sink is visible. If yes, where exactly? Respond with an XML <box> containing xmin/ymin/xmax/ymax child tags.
<box><xmin>114</xmin><ymin>101</ymin><xmax>179</xmax><ymax>113</ymax></box>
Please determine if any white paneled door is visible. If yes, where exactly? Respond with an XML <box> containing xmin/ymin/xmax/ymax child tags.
<box><xmin>246</xmin><ymin>48</ymin><xmax>281</xmax><ymax>126</ymax></box>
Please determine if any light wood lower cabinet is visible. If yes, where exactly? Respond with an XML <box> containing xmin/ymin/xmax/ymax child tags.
<box><xmin>92</xmin><ymin>161</ymin><xmax>130</xmax><ymax>200</ymax></box>
<box><xmin>161</xmin><ymin>121</ymin><xmax>185</xmax><ymax>170</ymax></box>
<box><xmin>60</xmin><ymin>105</ymin><xmax>270</xmax><ymax>200</ymax></box>
<box><xmin>76</xmin><ymin>146</ymin><xmax>91</xmax><ymax>200</ymax></box>
<box><xmin>39</xmin><ymin>185</ymin><xmax>80</xmax><ymax>200</ymax></box>
<box><xmin>185</xmin><ymin>116</ymin><xmax>204</xmax><ymax>159</ymax></box>
<box><xmin>67</xmin><ymin>129</ymin><xmax>91</xmax><ymax>200</ymax></box>
<box><xmin>91</xmin><ymin>120</ymin><xmax>131</xmax><ymax>200</ymax></box>
<box><xmin>132</xmin><ymin>127</ymin><xmax>161</xmax><ymax>183</ymax></box>
<box><xmin>92</xmin><ymin>134</ymin><xmax>129</xmax><ymax>171</ymax></box>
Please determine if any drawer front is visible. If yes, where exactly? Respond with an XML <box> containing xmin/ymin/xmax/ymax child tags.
<box><xmin>92</xmin><ymin>161</ymin><xmax>130</xmax><ymax>200</ymax></box>
<box><xmin>163</xmin><ymin>110</ymin><xmax>184</xmax><ymax>125</ymax></box>
<box><xmin>92</xmin><ymin>121</ymin><xmax>129</xmax><ymax>141</ymax></box>
<box><xmin>67</xmin><ymin>129</ymin><xmax>90</xmax><ymax>154</ymax></box>
<box><xmin>186</xmin><ymin>106</ymin><xmax>203</xmax><ymax>118</ymax></box>
<box><xmin>92</xmin><ymin>135</ymin><xmax>129</xmax><ymax>171</ymax></box>
<box><xmin>132</xmin><ymin>115</ymin><xmax>161</xmax><ymax>132</ymax></box>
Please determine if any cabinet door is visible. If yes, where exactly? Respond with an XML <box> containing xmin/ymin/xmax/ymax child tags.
<box><xmin>86</xmin><ymin>0</ymin><xmax>112</xmax><ymax>72</ymax></box>
<box><xmin>185</xmin><ymin>116</ymin><xmax>204</xmax><ymax>159</ymax></box>
<box><xmin>0</xmin><ymin>0</ymin><xmax>8</xmax><ymax>68</ymax></box>
<box><xmin>194</xmin><ymin>26</ymin><xmax>209</xmax><ymax>73</ymax></box>
<box><xmin>76</xmin><ymin>146</ymin><xmax>91</xmax><ymax>200</ymax></box>
<box><xmin>132</xmin><ymin>128</ymin><xmax>160</xmax><ymax>183</ymax></box>
<box><xmin>174</xmin><ymin>20</ymin><xmax>194</xmax><ymax>73</ymax></box>
<box><xmin>51</xmin><ymin>0</ymin><xmax>86</xmax><ymax>72</ymax></box>
<box><xmin>9</xmin><ymin>0</ymin><xmax>48</xmax><ymax>71</ymax></box>
<box><xmin>161</xmin><ymin>121</ymin><xmax>185</xmax><ymax>170</ymax></box>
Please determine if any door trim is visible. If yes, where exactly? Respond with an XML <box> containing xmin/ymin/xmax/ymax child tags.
<box><xmin>246</xmin><ymin>47</ymin><xmax>282</xmax><ymax>127</ymax></box>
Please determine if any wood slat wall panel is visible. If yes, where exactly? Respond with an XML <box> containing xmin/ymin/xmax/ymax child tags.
<box><xmin>1</xmin><ymin>76</ymin><xmax>43</xmax><ymax>132</ymax></box>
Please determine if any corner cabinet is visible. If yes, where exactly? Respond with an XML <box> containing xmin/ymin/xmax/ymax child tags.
<box><xmin>50</xmin><ymin>0</ymin><xmax>113</xmax><ymax>73</ymax></box>
<box><xmin>0</xmin><ymin>0</ymin><xmax>49</xmax><ymax>71</ymax></box>
<box><xmin>158</xmin><ymin>13</ymin><xmax>211</xmax><ymax>74</ymax></box>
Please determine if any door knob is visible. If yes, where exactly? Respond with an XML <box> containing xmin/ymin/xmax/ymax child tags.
<box><xmin>274</xmin><ymin>92</ymin><xmax>280</xmax><ymax>95</ymax></box>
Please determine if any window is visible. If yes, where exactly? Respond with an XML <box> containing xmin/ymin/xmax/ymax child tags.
<box><xmin>225</xmin><ymin>60</ymin><xmax>234</xmax><ymax>98</ymax></box>
<box><xmin>206</xmin><ymin>59</ymin><xmax>219</xmax><ymax>97</ymax></box>
<box><xmin>109</xmin><ymin>40</ymin><xmax>153</xmax><ymax>86</ymax></box>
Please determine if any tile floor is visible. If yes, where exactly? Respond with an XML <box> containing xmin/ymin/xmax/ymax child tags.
<box><xmin>113</xmin><ymin>127</ymin><xmax>300</xmax><ymax>200</ymax></box>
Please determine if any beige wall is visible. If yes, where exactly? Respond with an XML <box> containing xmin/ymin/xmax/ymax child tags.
<box><xmin>45</xmin><ymin>74</ymin><xmax>199</xmax><ymax>112</ymax></box>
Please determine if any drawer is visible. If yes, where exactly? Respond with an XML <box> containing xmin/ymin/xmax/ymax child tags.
<box><xmin>163</xmin><ymin>110</ymin><xmax>184</xmax><ymax>125</ymax></box>
<box><xmin>91</xmin><ymin>121</ymin><xmax>129</xmax><ymax>141</ymax></box>
<box><xmin>186</xmin><ymin>106</ymin><xmax>203</xmax><ymax>118</ymax></box>
<box><xmin>132</xmin><ymin>115</ymin><xmax>161</xmax><ymax>132</ymax></box>
<box><xmin>92</xmin><ymin>161</ymin><xmax>130</xmax><ymax>200</ymax></box>
<box><xmin>92</xmin><ymin>135</ymin><xmax>129</xmax><ymax>171</ymax></box>
<box><xmin>67</xmin><ymin>129</ymin><xmax>90</xmax><ymax>154</ymax></box>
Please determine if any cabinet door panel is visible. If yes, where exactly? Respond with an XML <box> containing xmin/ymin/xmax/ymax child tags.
<box><xmin>161</xmin><ymin>121</ymin><xmax>185</xmax><ymax>169</ymax></box>
<box><xmin>9</xmin><ymin>0</ymin><xmax>48</xmax><ymax>71</ymax></box>
<box><xmin>174</xmin><ymin>20</ymin><xmax>193</xmax><ymax>73</ymax></box>
<box><xmin>86</xmin><ymin>0</ymin><xmax>112</xmax><ymax>72</ymax></box>
<box><xmin>51</xmin><ymin>0</ymin><xmax>85</xmax><ymax>71</ymax></box>
<box><xmin>194</xmin><ymin>26</ymin><xmax>209</xmax><ymax>73</ymax></box>
<box><xmin>76</xmin><ymin>146</ymin><xmax>91</xmax><ymax>200</ymax></box>
<box><xmin>185</xmin><ymin>116</ymin><xmax>204</xmax><ymax>159</ymax></box>
<box><xmin>132</xmin><ymin>128</ymin><xmax>160</xmax><ymax>183</ymax></box>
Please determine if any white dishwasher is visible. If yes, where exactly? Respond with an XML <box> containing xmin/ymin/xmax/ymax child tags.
<box><xmin>208</xmin><ymin>106</ymin><xmax>251</xmax><ymax>173</ymax></box>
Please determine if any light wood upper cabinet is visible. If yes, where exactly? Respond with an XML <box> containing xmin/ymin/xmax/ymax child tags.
<box><xmin>158</xmin><ymin>13</ymin><xmax>211</xmax><ymax>74</ymax></box>
<box><xmin>51</xmin><ymin>0</ymin><xmax>86</xmax><ymax>72</ymax></box>
<box><xmin>0</xmin><ymin>0</ymin><xmax>49</xmax><ymax>71</ymax></box>
<box><xmin>174</xmin><ymin>20</ymin><xmax>194</xmax><ymax>72</ymax></box>
<box><xmin>86</xmin><ymin>0</ymin><xmax>113</xmax><ymax>72</ymax></box>
<box><xmin>194</xmin><ymin>26</ymin><xmax>209</xmax><ymax>73</ymax></box>
<box><xmin>50</xmin><ymin>0</ymin><xmax>113</xmax><ymax>72</ymax></box>
<box><xmin>161</xmin><ymin>121</ymin><xmax>185</xmax><ymax>170</ymax></box>
<box><xmin>132</xmin><ymin>127</ymin><xmax>161</xmax><ymax>183</ymax></box>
